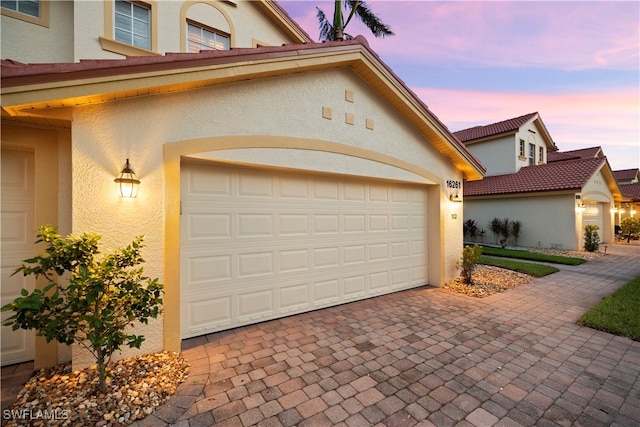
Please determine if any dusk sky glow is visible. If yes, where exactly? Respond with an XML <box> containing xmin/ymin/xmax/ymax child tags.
<box><xmin>279</xmin><ymin>0</ymin><xmax>640</xmax><ymax>171</ymax></box>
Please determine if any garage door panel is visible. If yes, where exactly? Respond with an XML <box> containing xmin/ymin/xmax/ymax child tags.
<box><xmin>238</xmin><ymin>289</ymin><xmax>274</xmax><ymax>321</ymax></box>
<box><xmin>279</xmin><ymin>284</ymin><xmax>310</xmax><ymax>312</ymax></box>
<box><xmin>188</xmin><ymin>296</ymin><xmax>233</xmax><ymax>332</ymax></box>
<box><xmin>181</xmin><ymin>163</ymin><xmax>429</xmax><ymax>338</ymax></box>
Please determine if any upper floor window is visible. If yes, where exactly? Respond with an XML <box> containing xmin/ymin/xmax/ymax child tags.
<box><xmin>519</xmin><ymin>139</ymin><xmax>525</xmax><ymax>157</ymax></box>
<box><xmin>1</xmin><ymin>0</ymin><xmax>39</xmax><ymax>17</ymax></box>
<box><xmin>529</xmin><ymin>143</ymin><xmax>535</xmax><ymax>166</ymax></box>
<box><xmin>187</xmin><ymin>21</ymin><xmax>229</xmax><ymax>52</ymax></box>
<box><xmin>538</xmin><ymin>146</ymin><xmax>544</xmax><ymax>164</ymax></box>
<box><xmin>115</xmin><ymin>0</ymin><xmax>150</xmax><ymax>50</ymax></box>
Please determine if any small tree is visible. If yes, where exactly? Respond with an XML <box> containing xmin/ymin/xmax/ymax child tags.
<box><xmin>457</xmin><ymin>245</ymin><xmax>483</xmax><ymax>285</ymax></box>
<box><xmin>620</xmin><ymin>217</ymin><xmax>640</xmax><ymax>243</ymax></box>
<box><xmin>583</xmin><ymin>225</ymin><xmax>600</xmax><ymax>252</ymax></box>
<box><xmin>464</xmin><ymin>219</ymin><xmax>478</xmax><ymax>241</ymax></box>
<box><xmin>1</xmin><ymin>226</ymin><xmax>163</xmax><ymax>394</ymax></box>
<box><xmin>499</xmin><ymin>218</ymin><xmax>511</xmax><ymax>248</ymax></box>
<box><xmin>488</xmin><ymin>218</ymin><xmax>502</xmax><ymax>244</ymax></box>
<box><xmin>510</xmin><ymin>220</ymin><xmax>522</xmax><ymax>246</ymax></box>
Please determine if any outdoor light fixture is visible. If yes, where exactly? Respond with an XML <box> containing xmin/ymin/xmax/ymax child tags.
<box><xmin>114</xmin><ymin>158</ymin><xmax>140</xmax><ymax>198</ymax></box>
<box><xmin>449</xmin><ymin>192</ymin><xmax>462</xmax><ymax>203</ymax></box>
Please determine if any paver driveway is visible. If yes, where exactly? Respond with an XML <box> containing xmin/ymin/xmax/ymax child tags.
<box><xmin>128</xmin><ymin>244</ymin><xmax>640</xmax><ymax>425</ymax></box>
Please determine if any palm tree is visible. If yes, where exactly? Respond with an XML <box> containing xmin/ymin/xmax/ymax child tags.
<box><xmin>316</xmin><ymin>0</ymin><xmax>394</xmax><ymax>41</ymax></box>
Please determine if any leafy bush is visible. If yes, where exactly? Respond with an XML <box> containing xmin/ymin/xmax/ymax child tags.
<box><xmin>583</xmin><ymin>225</ymin><xmax>600</xmax><ymax>252</ymax></box>
<box><xmin>1</xmin><ymin>225</ymin><xmax>164</xmax><ymax>393</ymax></box>
<box><xmin>620</xmin><ymin>217</ymin><xmax>640</xmax><ymax>243</ymax></box>
<box><xmin>457</xmin><ymin>245</ymin><xmax>483</xmax><ymax>285</ymax></box>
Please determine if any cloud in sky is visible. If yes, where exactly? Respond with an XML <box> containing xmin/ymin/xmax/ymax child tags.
<box><xmin>293</xmin><ymin>1</ymin><xmax>639</xmax><ymax>71</ymax></box>
<box><xmin>281</xmin><ymin>1</ymin><xmax>639</xmax><ymax>170</ymax></box>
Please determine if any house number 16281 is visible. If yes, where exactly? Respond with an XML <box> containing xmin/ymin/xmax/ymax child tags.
<box><xmin>446</xmin><ymin>180</ymin><xmax>461</xmax><ymax>189</ymax></box>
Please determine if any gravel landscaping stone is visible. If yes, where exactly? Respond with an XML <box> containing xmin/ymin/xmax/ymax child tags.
<box><xmin>3</xmin><ymin>351</ymin><xmax>188</xmax><ymax>426</ymax></box>
<box><xmin>444</xmin><ymin>265</ymin><xmax>534</xmax><ymax>297</ymax></box>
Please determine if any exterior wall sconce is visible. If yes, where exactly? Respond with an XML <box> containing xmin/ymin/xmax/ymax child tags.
<box><xmin>114</xmin><ymin>158</ymin><xmax>140</xmax><ymax>198</ymax></box>
<box><xmin>575</xmin><ymin>202</ymin><xmax>585</xmax><ymax>213</ymax></box>
<box><xmin>449</xmin><ymin>192</ymin><xmax>462</xmax><ymax>203</ymax></box>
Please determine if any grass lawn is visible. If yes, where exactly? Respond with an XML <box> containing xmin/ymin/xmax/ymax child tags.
<box><xmin>578</xmin><ymin>275</ymin><xmax>640</xmax><ymax>341</ymax></box>
<box><xmin>480</xmin><ymin>255</ymin><xmax>559</xmax><ymax>277</ymax></box>
<box><xmin>480</xmin><ymin>246</ymin><xmax>586</xmax><ymax>265</ymax></box>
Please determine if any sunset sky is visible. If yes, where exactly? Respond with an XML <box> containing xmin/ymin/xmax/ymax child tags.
<box><xmin>279</xmin><ymin>1</ymin><xmax>640</xmax><ymax>171</ymax></box>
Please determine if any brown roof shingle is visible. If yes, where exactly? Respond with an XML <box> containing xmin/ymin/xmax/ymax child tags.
<box><xmin>548</xmin><ymin>146</ymin><xmax>602</xmax><ymax>163</ymax></box>
<box><xmin>620</xmin><ymin>183</ymin><xmax>640</xmax><ymax>201</ymax></box>
<box><xmin>464</xmin><ymin>157</ymin><xmax>606</xmax><ymax>197</ymax></box>
<box><xmin>614</xmin><ymin>168</ymin><xmax>639</xmax><ymax>181</ymax></box>
<box><xmin>452</xmin><ymin>112</ymin><xmax>538</xmax><ymax>142</ymax></box>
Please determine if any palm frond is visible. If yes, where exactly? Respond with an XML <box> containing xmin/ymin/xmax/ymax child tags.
<box><xmin>316</xmin><ymin>7</ymin><xmax>335</xmax><ymax>41</ymax></box>
<box><xmin>346</xmin><ymin>0</ymin><xmax>394</xmax><ymax>38</ymax></box>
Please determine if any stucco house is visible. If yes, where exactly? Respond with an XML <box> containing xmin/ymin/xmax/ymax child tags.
<box><xmin>1</xmin><ymin>1</ymin><xmax>484</xmax><ymax>369</ymax></box>
<box><xmin>613</xmin><ymin>168</ymin><xmax>640</xmax><ymax>225</ymax></box>
<box><xmin>454</xmin><ymin>112</ymin><xmax>621</xmax><ymax>250</ymax></box>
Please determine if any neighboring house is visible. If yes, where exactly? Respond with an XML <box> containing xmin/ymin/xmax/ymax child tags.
<box><xmin>613</xmin><ymin>168</ymin><xmax>639</xmax><ymax>184</ymax></box>
<box><xmin>613</xmin><ymin>168</ymin><xmax>640</xmax><ymax>224</ymax></box>
<box><xmin>1</xmin><ymin>1</ymin><xmax>484</xmax><ymax>370</ymax></box>
<box><xmin>454</xmin><ymin>112</ymin><xmax>621</xmax><ymax>250</ymax></box>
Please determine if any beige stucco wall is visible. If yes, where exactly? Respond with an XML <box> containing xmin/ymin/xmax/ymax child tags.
<box><xmin>465</xmin><ymin>135</ymin><xmax>516</xmax><ymax>176</ymax></box>
<box><xmin>464</xmin><ymin>119</ymin><xmax>549</xmax><ymax>177</ymax></box>
<box><xmin>2</xmin><ymin>1</ymin><xmax>299</xmax><ymax>64</ymax></box>
<box><xmin>1</xmin><ymin>1</ymin><xmax>74</xmax><ymax>63</ymax></box>
<box><xmin>66</xmin><ymin>67</ymin><xmax>465</xmax><ymax>364</ymax></box>
<box><xmin>464</xmin><ymin>193</ymin><xmax>581</xmax><ymax>250</ymax></box>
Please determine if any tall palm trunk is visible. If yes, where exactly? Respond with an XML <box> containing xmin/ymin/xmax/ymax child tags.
<box><xmin>333</xmin><ymin>0</ymin><xmax>344</xmax><ymax>40</ymax></box>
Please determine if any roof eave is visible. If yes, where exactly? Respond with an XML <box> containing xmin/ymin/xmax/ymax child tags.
<box><xmin>1</xmin><ymin>40</ymin><xmax>485</xmax><ymax>181</ymax></box>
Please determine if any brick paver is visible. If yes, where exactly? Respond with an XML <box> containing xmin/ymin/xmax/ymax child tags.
<box><xmin>2</xmin><ymin>245</ymin><xmax>639</xmax><ymax>426</ymax></box>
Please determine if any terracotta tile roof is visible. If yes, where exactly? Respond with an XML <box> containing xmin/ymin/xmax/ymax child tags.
<box><xmin>547</xmin><ymin>151</ymin><xmax>581</xmax><ymax>162</ymax></box>
<box><xmin>1</xmin><ymin>38</ymin><xmax>370</xmax><ymax>86</ymax></box>
<box><xmin>464</xmin><ymin>157</ymin><xmax>606</xmax><ymax>197</ymax></box>
<box><xmin>452</xmin><ymin>112</ymin><xmax>538</xmax><ymax>142</ymax></box>
<box><xmin>620</xmin><ymin>183</ymin><xmax>640</xmax><ymax>201</ymax></box>
<box><xmin>0</xmin><ymin>36</ymin><xmax>485</xmax><ymax>180</ymax></box>
<box><xmin>614</xmin><ymin>168</ymin><xmax>639</xmax><ymax>181</ymax></box>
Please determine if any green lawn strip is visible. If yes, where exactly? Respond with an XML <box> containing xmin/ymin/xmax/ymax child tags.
<box><xmin>480</xmin><ymin>255</ymin><xmax>559</xmax><ymax>277</ymax></box>
<box><xmin>479</xmin><ymin>246</ymin><xmax>586</xmax><ymax>265</ymax></box>
<box><xmin>578</xmin><ymin>275</ymin><xmax>640</xmax><ymax>341</ymax></box>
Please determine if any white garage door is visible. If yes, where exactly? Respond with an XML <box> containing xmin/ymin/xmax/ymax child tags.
<box><xmin>180</xmin><ymin>161</ymin><xmax>429</xmax><ymax>338</ymax></box>
<box><xmin>583</xmin><ymin>201</ymin><xmax>603</xmax><ymax>234</ymax></box>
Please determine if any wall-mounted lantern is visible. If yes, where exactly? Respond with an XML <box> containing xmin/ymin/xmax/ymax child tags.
<box><xmin>449</xmin><ymin>192</ymin><xmax>462</xmax><ymax>203</ymax></box>
<box><xmin>114</xmin><ymin>158</ymin><xmax>140</xmax><ymax>198</ymax></box>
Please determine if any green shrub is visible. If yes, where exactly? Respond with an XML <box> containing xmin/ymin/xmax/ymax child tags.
<box><xmin>583</xmin><ymin>225</ymin><xmax>600</xmax><ymax>252</ymax></box>
<box><xmin>1</xmin><ymin>225</ymin><xmax>164</xmax><ymax>394</ymax></box>
<box><xmin>457</xmin><ymin>245</ymin><xmax>483</xmax><ymax>285</ymax></box>
<box><xmin>620</xmin><ymin>217</ymin><xmax>640</xmax><ymax>243</ymax></box>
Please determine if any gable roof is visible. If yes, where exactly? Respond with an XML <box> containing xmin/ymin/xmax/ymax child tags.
<box><xmin>548</xmin><ymin>146</ymin><xmax>603</xmax><ymax>163</ymax></box>
<box><xmin>452</xmin><ymin>112</ymin><xmax>557</xmax><ymax>151</ymax></box>
<box><xmin>1</xmin><ymin>36</ymin><xmax>485</xmax><ymax>180</ymax></box>
<box><xmin>620</xmin><ymin>183</ymin><xmax>640</xmax><ymax>202</ymax></box>
<box><xmin>464</xmin><ymin>157</ymin><xmax>609</xmax><ymax>196</ymax></box>
<box><xmin>614</xmin><ymin>168</ymin><xmax>640</xmax><ymax>182</ymax></box>
<box><xmin>453</xmin><ymin>112</ymin><xmax>538</xmax><ymax>142</ymax></box>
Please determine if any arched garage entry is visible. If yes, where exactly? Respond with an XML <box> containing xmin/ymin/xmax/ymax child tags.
<box><xmin>163</xmin><ymin>136</ymin><xmax>444</xmax><ymax>347</ymax></box>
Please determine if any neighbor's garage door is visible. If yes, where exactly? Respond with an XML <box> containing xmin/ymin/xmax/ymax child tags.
<box><xmin>180</xmin><ymin>161</ymin><xmax>428</xmax><ymax>338</ymax></box>
<box><xmin>583</xmin><ymin>201</ymin><xmax>603</xmax><ymax>233</ymax></box>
